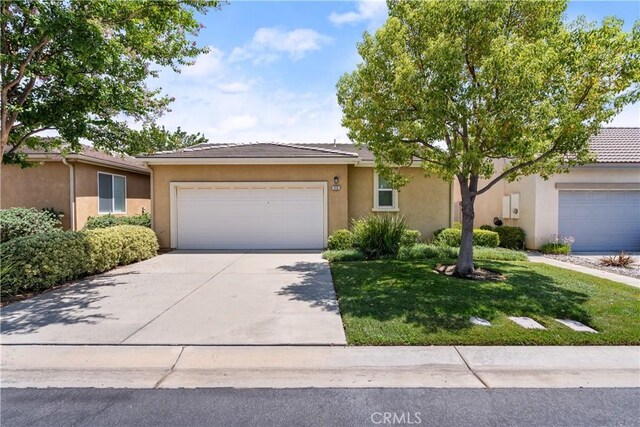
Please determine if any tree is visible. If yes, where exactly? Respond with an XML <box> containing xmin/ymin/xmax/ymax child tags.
<box><xmin>1</xmin><ymin>0</ymin><xmax>220</xmax><ymax>162</ymax></box>
<box><xmin>337</xmin><ymin>0</ymin><xmax>639</xmax><ymax>277</ymax></box>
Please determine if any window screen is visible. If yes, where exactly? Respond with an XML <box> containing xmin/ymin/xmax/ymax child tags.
<box><xmin>113</xmin><ymin>176</ymin><xmax>126</xmax><ymax>213</ymax></box>
<box><xmin>98</xmin><ymin>173</ymin><xmax>113</xmax><ymax>213</ymax></box>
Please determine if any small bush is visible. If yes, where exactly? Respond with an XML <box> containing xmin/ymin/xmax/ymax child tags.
<box><xmin>113</xmin><ymin>225</ymin><xmax>159</xmax><ymax>264</ymax></box>
<box><xmin>398</xmin><ymin>244</ymin><xmax>457</xmax><ymax>260</ymax></box>
<box><xmin>352</xmin><ymin>215</ymin><xmax>407</xmax><ymax>259</ymax></box>
<box><xmin>0</xmin><ymin>231</ymin><xmax>88</xmax><ymax>295</ymax></box>
<box><xmin>493</xmin><ymin>226</ymin><xmax>526</xmax><ymax>250</ymax></box>
<box><xmin>473</xmin><ymin>229</ymin><xmax>500</xmax><ymax>247</ymax></box>
<box><xmin>83</xmin><ymin>213</ymin><xmax>151</xmax><ymax>229</ymax></box>
<box><xmin>540</xmin><ymin>243</ymin><xmax>570</xmax><ymax>255</ymax></box>
<box><xmin>0</xmin><ymin>207</ymin><xmax>62</xmax><ymax>243</ymax></box>
<box><xmin>1</xmin><ymin>225</ymin><xmax>158</xmax><ymax>297</ymax></box>
<box><xmin>452</xmin><ymin>221</ymin><xmax>462</xmax><ymax>229</ymax></box>
<box><xmin>322</xmin><ymin>249</ymin><xmax>366</xmax><ymax>262</ymax></box>
<box><xmin>473</xmin><ymin>247</ymin><xmax>528</xmax><ymax>261</ymax></box>
<box><xmin>433</xmin><ymin>228</ymin><xmax>446</xmax><ymax>239</ymax></box>
<box><xmin>397</xmin><ymin>244</ymin><xmax>527</xmax><ymax>261</ymax></box>
<box><xmin>400</xmin><ymin>229</ymin><xmax>422</xmax><ymax>247</ymax></box>
<box><xmin>600</xmin><ymin>252</ymin><xmax>634</xmax><ymax>268</ymax></box>
<box><xmin>435</xmin><ymin>228</ymin><xmax>500</xmax><ymax>248</ymax></box>
<box><xmin>479</xmin><ymin>224</ymin><xmax>494</xmax><ymax>231</ymax></box>
<box><xmin>327</xmin><ymin>229</ymin><xmax>354</xmax><ymax>250</ymax></box>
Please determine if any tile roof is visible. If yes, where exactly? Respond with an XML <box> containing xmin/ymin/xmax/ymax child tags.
<box><xmin>139</xmin><ymin>142</ymin><xmax>359</xmax><ymax>159</ymax></box>
<box><xmin>587</xmin><ymin>128</ymin><xmax>640</xmax><ymax>163</ymax></box>
<box><xmin>19</xmin><ymin>144</ymin><xmax>149</xmax><ymax>172</ymax></box>
<box><xmin>137</xmin><ymin>128</ymin><xmax>639</xmax><ymax>164</ymax></box>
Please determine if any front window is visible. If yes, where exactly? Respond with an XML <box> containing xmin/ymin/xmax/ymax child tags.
<box><xmin>374</xmin><ymin>173</ymin><xmax>398</xmax><ymax>211</ymax></box>
<box><xmin>98</xmin><ymin>172</ymin><xmax>126</xmax><ymax>214</ymax></box>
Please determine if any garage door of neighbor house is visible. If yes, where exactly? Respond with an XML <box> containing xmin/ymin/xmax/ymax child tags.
<box><xmin>558</xmin><ymin>190</ymin><xmax>640</xmax><ymax>252</ymax></box>
<box><xmin>174</xmin><ymin>182</ymin><xmax>326</xmax><ymax>250</ymax></box>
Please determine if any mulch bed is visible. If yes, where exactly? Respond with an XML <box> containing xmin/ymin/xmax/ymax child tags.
<box><xmin>433</xmin><ymin>264</ymin><xmax>506</xmax><ymax>281</ymax></box>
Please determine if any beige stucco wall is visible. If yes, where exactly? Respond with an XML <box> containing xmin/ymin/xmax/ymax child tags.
<box><xmin>458</xmin><ymin>164</ymin><xmax>640</xmax><ymax>248</ymax></box>
<box><xmin>348</xmin><ymin>166</ymin><xmax>451</xmax><ymax>240</ymax></box>
<box><xmin>74</xmin><ymin>163</ymin><xmax>151</xmax><ymax>230</ymax></box>
<box><xmin>150</xmin><ymin>164</ymin><xmax>350</xmax><ymax>249</ymax></box>
<box><xmin>1</xmin><ymin>162</ymin><xmax>72</xmax><ymax>229</ymax></box>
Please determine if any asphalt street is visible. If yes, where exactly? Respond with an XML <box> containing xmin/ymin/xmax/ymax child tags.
<box><xmin>2</xmin><ymin>388</ymin><xmax>639</xmax><ymax>427</ymax></box>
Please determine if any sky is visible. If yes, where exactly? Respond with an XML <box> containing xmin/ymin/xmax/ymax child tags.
<box><xmin>150</xmin><ymin>0</ymin><xmax>640</xmax><ymax>144</ymax></box>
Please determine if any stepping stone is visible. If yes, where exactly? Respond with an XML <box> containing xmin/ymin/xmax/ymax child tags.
<box><xmin>470</xmin><ymin>317</ymin><xmax>492</xmax><ymax>327</ymax></box>
<box><xmin>554</xmin><ymin>319</ymin><xmax>598</xmax><ymax>333</ymax></box>
<box><xmin>508</xmin><ymin>316</ymin><xmax>546</xmax><ymax>330</ymax></box>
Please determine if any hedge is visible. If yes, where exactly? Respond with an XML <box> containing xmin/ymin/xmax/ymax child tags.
<box><xmin>1</xmin><ymin>225</ymin><xmax>158</xmax><ymax>297</ymax></box>
<box><xmin>397</xmin><ymin>244</ymin><xmax>528</xmax><ymax>261</ymax></box>
<box><xmin>480</xmin><ymin>225</ymin><xmax>526</xmax><ymax>250</ymax></box>
<box><xmin>327</xmin><ymin>229</ymin><xmax>354</xmax><ymax>250</ymax></box>
<box><xmin>0</xmin><ymin>207</ymin><xmax>62</xmax><ymax>243</ymax></box>
<box><xmin>435</xmin><ymin>227</ymin><xmax>500</xmax><ymax>248</ymax></box>
<box><xmin>83</xmin><ymin>213</ymin><xmax>151</xmax><ymax>229</ymax></box>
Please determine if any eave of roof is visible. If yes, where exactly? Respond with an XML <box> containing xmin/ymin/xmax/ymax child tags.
<box><xmin>27</xmin><ymin>153</ymin><xmax>150</xmax><ymax>174</ymax></box>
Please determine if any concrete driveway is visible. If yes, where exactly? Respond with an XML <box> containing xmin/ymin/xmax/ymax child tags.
<box><xmin>1</xmin><ymin>252</ymin><xmax>346</xmax><ymax>345</ymax></box>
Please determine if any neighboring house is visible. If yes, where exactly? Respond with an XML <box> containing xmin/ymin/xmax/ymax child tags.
<box><xmin>1</xmin><ymin>145</ymin><xmax>151</xmax><ymax>230</ymax></box>
<box><xmin>138</xmin><ymin>143</ymin><xmax>452</xmax><ymax>250</ymax></box>
<box><xmin>457</xmin><ymin>128</ymin><xmax>640</xmax><ymax>252</ymax></box>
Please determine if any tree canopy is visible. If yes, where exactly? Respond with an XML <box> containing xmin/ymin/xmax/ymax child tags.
<box><xmin>1</xmin><ymin>0</ymin><xmax>219</xmax><ymax>163</ymax></box>
<box><xmin>337</xmin><ymin>0</ymin><xmax>639</xmax><ymax>276</ymax></box>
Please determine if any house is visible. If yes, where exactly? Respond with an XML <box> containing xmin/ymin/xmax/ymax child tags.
<box><xmin>138</xmin><ymin>143</ymin><xmax>452</xmax><ymax>250</ymax></box>
<box><xmin>1</xmin><ymin>145</ymin><xmax>151</xmax><ymax>230</ymax></box>
<box><xmin>458</xmin><ymin>128</ymin><xmax>640</xmax><ymax>252</ymax></box>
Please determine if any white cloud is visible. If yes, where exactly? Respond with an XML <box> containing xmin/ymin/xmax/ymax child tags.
<box><xmin>216</xmin><ymin>81</ymin><xmax>254</xmax><ymax>94</ymax></box>
<box><xmin>181</xmin><ymin>46</ymin><xmax>224</xmax><ymax>77</ymax></box>
<box><xmin>219</xmin><ymin>114</ymin><xmax>259</xmax><ymax>133</ymax></box>
<box><xmin>329</xmin><ymin>1</ymin><xmax>388</xmax><ymax>28</ymax></box>
<box><xmin>230</xmin><ymin>27</ymin><xmax>332</xmax><ymax>63</ymax></box>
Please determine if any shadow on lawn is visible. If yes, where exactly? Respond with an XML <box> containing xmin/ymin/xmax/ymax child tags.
<box><xmin>0</xmin><ymin>274</ymin><xmax>129</xmax><ymax>335</ymax></box>
<box><xmin>276</xmin><ymin>261</ymin><xmax>340</xmax><ymax>313</ymax></box>
<box><xmin>331</xmin><ymin>261</ymin><xmax>592</xmax><ymax>332</ymax></box>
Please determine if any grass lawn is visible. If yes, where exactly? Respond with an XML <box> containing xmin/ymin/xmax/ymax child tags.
<box><xmin>330</xmin><ymin>260</ymin><xmax>640</xmax><ymax>345</ymax></box>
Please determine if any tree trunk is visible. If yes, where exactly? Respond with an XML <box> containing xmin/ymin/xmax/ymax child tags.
<box><xmin>454</xmin><ymin>175</ymin><xmax>477</xmax><ymax>277</ymax></box>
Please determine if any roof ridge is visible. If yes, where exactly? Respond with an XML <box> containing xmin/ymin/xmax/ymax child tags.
<box><xmin>267</xmin><ymin>141</ymin><xmax>359</xmax><ymax>157</ymax></box>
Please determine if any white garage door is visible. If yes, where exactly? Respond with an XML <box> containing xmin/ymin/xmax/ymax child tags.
<box><xmin>558</xmin><ymin>190</ymin><xmax>640</xmax><ymax>252</ymax></box>
<box><xmin>173</xmin><ymin>182</ymin><xmax>326</xmax><ymax>250</ymax></box>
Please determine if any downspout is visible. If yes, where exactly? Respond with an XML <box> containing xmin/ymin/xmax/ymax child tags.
<box><xmin>449</xmin><ymin>179</ymin><xmax>454</xmax><ymax>227</ymax></box>
<box><xmin>144</xmin><ymin>162</ymin><xmax>154</xmax><ymax>229</ymax></box>
<box><xmin>61</xmin><ymin>158</ymin><xmax>76</xmax><ymax>231</ymax></box>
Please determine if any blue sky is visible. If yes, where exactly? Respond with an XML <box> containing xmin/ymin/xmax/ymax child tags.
<box><xmin>152</xmin><ymin>0</ymin><xmax>640</xmax><ymax>143</ymax></box>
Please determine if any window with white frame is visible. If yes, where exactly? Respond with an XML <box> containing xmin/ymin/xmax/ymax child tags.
<box><xmin>373</xmin><ymin>173</ymin><xmax>398</xmax><ymax>210</ymax></box>
<box><xmin>98</xmin><ymin>172</ymin><xmax>126</xmax><ymax>214</ymax></box>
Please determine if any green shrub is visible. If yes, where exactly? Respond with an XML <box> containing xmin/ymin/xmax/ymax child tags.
<box><xmin>494</xmin><ymin>226</ymin><xmax>526</xmax><ymax>250</ymax></box>
<box><xmin>81</xmin><ymin>228</ymin><xmax>127</xmax><ymax>274</ymax></box>
<box><xmin>398</xmin><ymin>244</ymin><xmax>457</xmax><ymax>260</ymax></box>
<box><xmin>452</xmin><ymin>221</ymin><xmax>462</xmax><ymax>229</ymax></box>
<box><xmin>479</xmin><ymin>224</ymin><xmax>494</xmax><ymax>231</ymax></box>
<box><xmin>540</xmin><ymin>243</ymin><xmax>570</xmax><ymax>255</ymax></box>
<box><xmin>0</xmin><ymin>225</ymin><xmax>158</xmax><ymax>297</ymax></box>
<box><xmin>352</xmin><ymin>215</ymin><xmax>407</xmax><ymax>259</ymax></box>
<box><xmin>433</xmin><ymin>228</ymin><xmax>446</xmax><ymax>239</ymax></box>
<box><xmin>327</xmin><ymin>229</ymin><xmax>354</xmax><ymax>250</ymax></box>
<box><xmin>400</xmin><ymin>229</ymin><xmax>422</xmax><ymax>247</ymax></box>
<box><xmin>113</xmin><ymin>225</ymin><xmax>159</xmax><ymax>264</ymax></box>
<box><xmin>397</xmin><ymin>244</ymin><xmax>527</xmax><ymax>261</ymax></box>
<box><xmin>0</xmin><ymin>231</ymin><xmax>88</xmax><ymax>295</ymax></box>
<box><xmin>83</xmin><ymin>213</ymin><xmax>151</xmax><ymax>229</ymax></box>
<box><xmin>473</xmin><ymin>247</ymin><xmax>528</xmax><ymax>261</ymax></box>
<box><xmin>322</xmin><ymin>249</ymin><xmax>366</xmax><ymax>262</ymax></box>
<box><xmin>473</xmin><ymin>229</ymin><xmax>500</xmax><ymax>247</ymax></box>
<box><xmin>435</xmin><ymin>227</ymin><xmax>500</xmax><ymax>248</ymax></box>
<box><xmin>0</xmin><ymin>207</ymin><xmax>62</xmax><ymax>243</ymax></box>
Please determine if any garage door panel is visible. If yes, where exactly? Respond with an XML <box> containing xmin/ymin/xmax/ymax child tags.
<box><xmin>175</xmin><ymin>184</ymin><xmax>325</xmax><ymax>250</ymax></box>
<box><xmin>559</xmin><ymin>190</ymin><xmax>640</xmax><ymax>252</ymax></box>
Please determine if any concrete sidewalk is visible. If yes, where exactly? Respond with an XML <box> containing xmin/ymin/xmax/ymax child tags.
<box><xmin>529</xmin><ymin>255</ymin><xmax>640</xmax><ymax>288</ymax></box>
<box><xmin>2</xmin><ymin>345</ymin><xmax>638</xmax><ymax>389</ymax></box>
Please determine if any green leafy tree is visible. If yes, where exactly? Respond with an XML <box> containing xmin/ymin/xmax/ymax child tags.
<box><xmin>1</xmin><ymin>0</ymin><xmax>220</xmax><ymax>163</ymax></box>
<box><xmin>337</xmin><ymin>0</ymin><xmax>639</xmax><ymax>277</ymax></box>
